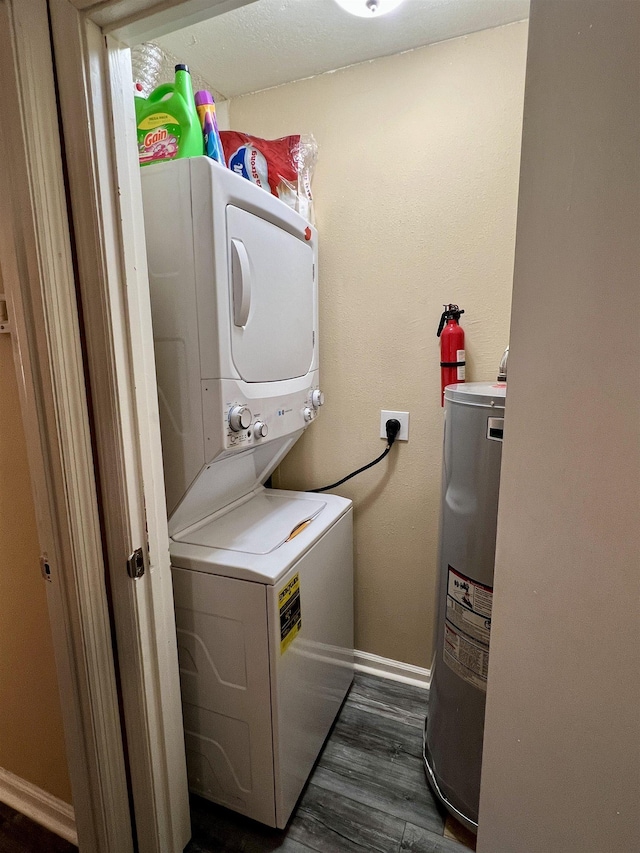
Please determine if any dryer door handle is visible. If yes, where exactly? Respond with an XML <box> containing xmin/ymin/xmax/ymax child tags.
<box><xmin>231</xmin><ymin>238</ymin><xmax>251</xmax><ymax>327</ymax></box>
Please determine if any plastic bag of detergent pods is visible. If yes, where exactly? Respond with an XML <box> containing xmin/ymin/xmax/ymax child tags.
<box><xmin>220</xmin><ymin>131</ymin><xmax>318</xmax><ymax>223</ymax></box>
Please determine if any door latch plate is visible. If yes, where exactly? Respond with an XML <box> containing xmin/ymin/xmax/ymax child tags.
<box><xmin>40</xmin><ymin>555</ymin><xmax>52</xmax><ymax>582</ymax></box>
<box><xmin>127</xmin><ymin>547</ymin><xmax>145</xmax><ymax>579</ymax></box>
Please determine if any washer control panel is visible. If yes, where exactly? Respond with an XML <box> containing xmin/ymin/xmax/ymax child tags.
<box><xmin>222</xmin><ymin>383</ymin><xmax>323</xmax><ymax>451</ymax></box>
<box><xmin>303</xmin><ymin>387</ymin><xmax>324</xmax><ymax>425</ymax></box>
<box><xmin>252</xmin><ymin>421</ymin><xmax>268</xmax><ymax>439</ymax></box>
<box><xmin>228</xmin><ymin>405</ymin><xmax>252</xmax><ymax>432</ymax></box>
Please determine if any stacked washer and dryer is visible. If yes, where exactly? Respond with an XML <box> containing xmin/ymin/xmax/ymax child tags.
<box><xmin>141</xmin><ymin>157</ymin><xmax>354</xmax><ymax>829</ymax></box>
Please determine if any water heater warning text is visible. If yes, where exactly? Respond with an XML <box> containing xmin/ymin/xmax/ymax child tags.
<box><xmin>443</xmin><ymin>566</ymin><xmax>493</xmax><ymax>692</ymax></box>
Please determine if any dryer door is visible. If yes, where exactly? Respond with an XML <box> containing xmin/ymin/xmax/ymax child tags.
<box><xmin>226</xmin><ymin>205</ymin><xmax>314</xmax><ymax>382</ymax></box>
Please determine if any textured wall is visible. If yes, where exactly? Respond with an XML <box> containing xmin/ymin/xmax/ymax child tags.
<box><xmin>0</xmin><ymin>318</ymin><xmax>71</xmax><ymax>803</ymax></box>
<box><xmin>230</xmin><ymin>22</ymin><xmax>527</xmax><ymax>666</ymax></box>
<box><xmin>478</xmin><ymin>2</ymin><xmax>640</xmax><ymax>850</ymax></box>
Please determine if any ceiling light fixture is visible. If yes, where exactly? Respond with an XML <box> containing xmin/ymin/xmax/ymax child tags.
<box><xmin>333</xmin><ymin>0</ymin><xmax>406</xmax><ymax>18</ymax></box>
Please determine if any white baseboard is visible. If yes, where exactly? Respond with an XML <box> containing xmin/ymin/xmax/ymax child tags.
<box><xmin>354</xmin><ymin>649</ymin><xmax>431</xmax><ymax>689</ymax></box>
<box><xmin>0</xmin><ymin>766</ymin><xmax>77</xmax><ymax>845</ymax></box>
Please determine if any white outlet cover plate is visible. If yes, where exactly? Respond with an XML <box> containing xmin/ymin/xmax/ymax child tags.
<box><xmin>380</xmin><ymin>411</ymin><xmax>409</xmax><ymax>441</ymax></box>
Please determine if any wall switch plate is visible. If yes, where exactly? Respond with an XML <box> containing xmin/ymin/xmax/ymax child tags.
<box><xmin>380</xmin><ymin>410</ymin><xmax>409</xmax><ymax>441</ymax></box>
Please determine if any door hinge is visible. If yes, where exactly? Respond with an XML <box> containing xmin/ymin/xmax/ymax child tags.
<box><xmin>40</xmin><ymin>555</ymin><xmax>52</xmax><ymax>582</ymax></box>
<box><xmin>127</xmin><ymin>547</ymin><xmax>145</xmax><ymax>579</ymax></box>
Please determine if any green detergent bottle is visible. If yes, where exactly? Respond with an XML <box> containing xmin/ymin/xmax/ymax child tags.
<box><xmin>135</xmin><ymin>64</ymin><xmax>203</xmax><ymax>166</ymax></box>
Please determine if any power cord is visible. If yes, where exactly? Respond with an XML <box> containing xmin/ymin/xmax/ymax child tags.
<box><xmin>308</xmin><ymin>419</ymin><xmax>401</xmax><ymax>493</ymax></box>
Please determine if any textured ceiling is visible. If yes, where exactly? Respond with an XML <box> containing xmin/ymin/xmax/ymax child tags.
<box><xmin>156</xmin><ymin>0</ymin><xmax>529</xmax><ymax>99</ymax></box>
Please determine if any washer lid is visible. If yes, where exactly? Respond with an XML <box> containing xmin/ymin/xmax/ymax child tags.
<box><xmin>445</xmin><ymin>382</ymin><xmax>506</xmax><ymax>407</ymax></box>
<box><xmin>169</xmin><ymin>489</ymin><xmax>352</xmax><ymax>585</ymax></box>
<box><xmin>173</xmin><ymin>490</ymin><xmax>327</xmax><ymax>555</ymax></box>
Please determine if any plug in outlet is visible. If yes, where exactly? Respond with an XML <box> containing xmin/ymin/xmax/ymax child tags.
<box><xmin>380</xmin><ymin>411</ymin><xmax>409</xmax><ymax>441</ymax></box>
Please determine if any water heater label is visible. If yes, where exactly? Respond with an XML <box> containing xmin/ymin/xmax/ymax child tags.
<box><xmin>279</xmin><ymin>573</ymin><xmax>302</xmax><ymax>654</ymax></box>
<box><xmin>443</xmin><ymin>566</ymin><xmax>492</xmax><ymax>691</ymax></box>
<box><xmin>443</xmin><ymin>624</ymin><xmax>489</xmax><ymax>692</ymax></box>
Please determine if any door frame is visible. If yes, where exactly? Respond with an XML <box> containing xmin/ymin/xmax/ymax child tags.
<box><xmin>0</xmin><ymin>2</ymin><xmax>134</xmax><ymax>850</ymax></box>
<box><xmin>48</xmin><ymin>4</ymin><xmax>191</xmax><ymax>851</ymax></box>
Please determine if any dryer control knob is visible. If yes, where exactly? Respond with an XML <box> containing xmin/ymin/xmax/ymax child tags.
<box><xmin>311</xmin><ymin>390</ymin><xmax>325</xmax><ymax>409</ymax></box>
<box><xmin>253</xmin><ymin>421</ymin><xmax>268</xmax><ymax>439</ymax></box>
<box><xmin>303</xmin><ymin>407</ymin><xmax>313</xmax><ymax>422</ymax></box>
<box><xmin>229</xmin><ymin>405</ymin><xmax>252</xmax><ymax>432</ymax></box>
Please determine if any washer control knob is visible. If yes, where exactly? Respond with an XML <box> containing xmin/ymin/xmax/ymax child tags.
<box><xmin>303</xmin><ymin>407</ymin><xmax>313</xmax><ymax>422</ymax></box>
<box><xmin>253</xmin><ymin>421</ymin><xmax>268</xmax><ymax>439</ymax></box>
<box><xmin>311</xmin><ymin>389</ymin><xmax>325</xmax><ymax>409</ymax></box>
<box><xmin>229</xmin><ymin>405</ymin><xmax>252</xmax><ymax>432</ymax></box>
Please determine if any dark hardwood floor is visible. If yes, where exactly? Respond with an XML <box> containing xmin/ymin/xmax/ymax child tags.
<box><xmin>0</xmin><ymin>801</ymin><xmax>77</xmax><ymax>853</ymax></box>
<box><xmin>186</xmin><ymin>673</ymin><xmax>470</xmax><ymax>853</ymax></box>
<box><xmin>0</xmin><ymin>674</ymin><xmax>471</xmax><ymax>852</ymax></box>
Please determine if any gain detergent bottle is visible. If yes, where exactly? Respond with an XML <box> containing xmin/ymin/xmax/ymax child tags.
<box><xmin>135</xmin><ymin>64</ymin><xmax>203</xmax><ymax>166</ymax></box>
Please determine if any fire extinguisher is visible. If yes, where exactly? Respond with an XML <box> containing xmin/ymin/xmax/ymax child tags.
<box><xmin>436</xmin><ymin>304</ymin><xmax>465</xmax><ymax>406</ymax></box>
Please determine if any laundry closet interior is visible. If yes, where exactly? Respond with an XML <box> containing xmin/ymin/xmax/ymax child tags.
<box><xmin>4</xmin><ymin>2</ymin><xmax>639</xmax><ymax>852</ymax></box>
<box><xmin>0</xmin><ymin>0</ymin><xmax>529</xmax><ymax>848</ymax></box>
<box><xmin>124</xmin><ymin>0</ymin><xmax>530</xmax><ymax>846</ymax></box>
<box><xmin>2</xmin><ymin>0</ymin><xmax>530</xmax><ymax>843</ymax></box>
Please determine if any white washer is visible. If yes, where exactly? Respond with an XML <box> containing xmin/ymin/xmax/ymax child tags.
<box><xmin>141</xmin><ymin>157</ymin><xmax>354</xmax><ymax>829</ymax></box>
<box><xmin>171</xmin><ymin>488</ymin><xmax>353</xmax><ymax>828</ymax></box>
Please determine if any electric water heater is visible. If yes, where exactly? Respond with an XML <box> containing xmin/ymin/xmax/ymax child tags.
<box><xmin>423</xmin><ymin>381</ymin><xmax>506</xmax><ymax>833</ymax></box>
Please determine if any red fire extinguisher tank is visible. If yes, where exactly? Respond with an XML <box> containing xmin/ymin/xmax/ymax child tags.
<box><xmin>437</xmin><ymin>305</ymin><xmax>465</xmax><ymax>406</ymax></box>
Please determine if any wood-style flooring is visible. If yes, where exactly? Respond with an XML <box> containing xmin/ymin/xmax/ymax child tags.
<box><xmin>186</xmin><ymin>673</ymin><xmax>471</xmax><ymax>853</ymax></box>
<box><xmin>0</xmin><ymin>674</ymin><xmax>473</xmax><ymax>852</ymax></box>
<box><xmin>0</xmin><ymin>801</ymin><xmax>76</xmax><ymax>853</ymax></box>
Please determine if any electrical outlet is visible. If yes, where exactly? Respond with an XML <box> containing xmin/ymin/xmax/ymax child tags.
<box><xmin>380</xmin><ymin>410</ymin><xmax>409</xmax><ymax>441</ymax></box>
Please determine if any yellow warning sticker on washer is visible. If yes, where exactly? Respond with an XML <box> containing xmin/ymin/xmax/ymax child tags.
<box><xmin>279</xmin><ymin>573</ymin><xmax>301</xmax><ymax>654</ymax></box>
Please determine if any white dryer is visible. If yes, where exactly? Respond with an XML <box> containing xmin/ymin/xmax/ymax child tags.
<box><xmin>141</xmin><ymin>157</ymin><xmax>354</xmax><ymax>829</ymax></box>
